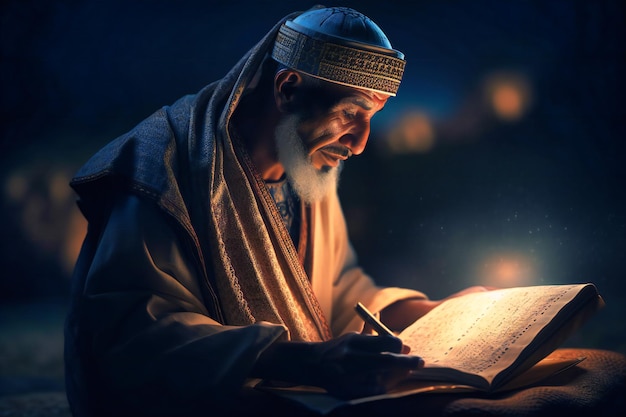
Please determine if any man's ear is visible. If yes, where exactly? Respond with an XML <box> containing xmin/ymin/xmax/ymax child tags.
<box><xmin>274</xmin><ymin>70</ymin><xmax>303</xmax><ymax>112</ymax></box>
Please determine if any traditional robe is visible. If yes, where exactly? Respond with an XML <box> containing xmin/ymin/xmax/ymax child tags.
<box><xmin>64</xmin><ymin>11</ymin><xmax>425</xmax><ymax>417</ymax></box>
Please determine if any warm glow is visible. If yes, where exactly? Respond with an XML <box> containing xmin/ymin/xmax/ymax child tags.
<box><xmin>495</xmin><ymin>259</ymin><xmax>522</xmax><ymax>282</ymax></box>
<box><xmin>484</xmin><ymin>72</ymin><xmax>532</xmax><ymax>121</ymax></box>
<box><xmin>493</xmin><ymin>85</ymin><xmax>523</xmax><ymax>119</ymax></box>
<box><xmin>477</xmin><ymin>251</ymin><xmax>537</xmax><ymax>287</ymax></box>
<box><xmin>385</xmin><ymin>110</ymin><xmax>435</xmax><ymax>153</ymax></box>
<box><xmin>63</xmin><ymin>208</ymin><xmax>87</xmax><ymax>273</ymax></box>
<box><xmin>3</xmin><ymin>167</ymin><xmax>87</xmax><ymax>275</ymax></box>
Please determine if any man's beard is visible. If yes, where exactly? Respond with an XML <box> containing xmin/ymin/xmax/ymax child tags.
<box><xmin>274</xmin><ymin>113</ymin><xmax>342</xmax><ymax>204</ymax></box>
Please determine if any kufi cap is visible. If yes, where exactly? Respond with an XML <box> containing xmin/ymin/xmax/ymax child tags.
<box><xmin>271</xmin><ymin>6</ymin><xmax>406</xmax><ymax>96</ymax></box>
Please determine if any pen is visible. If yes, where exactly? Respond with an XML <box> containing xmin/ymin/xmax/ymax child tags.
<box><xmin>355</xmin><ymin>302</ymin><xmax>395</xmax><ymax>337</ymax></box>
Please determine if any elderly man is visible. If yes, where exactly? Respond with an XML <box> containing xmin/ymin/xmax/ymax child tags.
<box><xmin>64</xmin><ymin>5</ymin><xmax>487</xmax><ymax>416</ymax></box>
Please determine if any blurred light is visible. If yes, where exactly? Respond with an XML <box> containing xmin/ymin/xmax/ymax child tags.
<box><xmin>50</xmin><ymin>171</ymin><xmax>73</xmax><ymax>203</ymax></box>
<box><xmin>3</xmin><ymin>166</ymin><xmax>87</xmax><ymax>275</ymax></box>
<box><xmin>483</xmin><ymin>72</ymin><xmax>533</xmax><ymax>122</ymax></box>
<box><xmin>492</xmin><ymin>85</ymin><xmax>522</xmax><ymax>119</ymax></box>
<box><xmin>63</xmin><ymin>209</ymin><xmax>87</xmax><ymax>273</ymax></box>
<box><xmin>476</xmin><ymin>251</ymin><xmax>537</xmax><ymax>288</ymax></box>
<box><xmin>5</xmin><ymin>173</ymin><xmax>28</xmax><ymax>202</ymax></box>
<box><xmin>385</xmin><ymin>110</ymin><xmax>435</xmax><ymax>153</ymax></box>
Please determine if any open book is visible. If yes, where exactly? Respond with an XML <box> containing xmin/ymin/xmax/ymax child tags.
<box><xmin>259</xmin><ymin>283</ymin><xmax>604</xmax><ymax>413</ymax></box>
<box><xmin>394</xmin><ymin>282</ymin><xmax>603</xmax><ymax>393</ymax></box>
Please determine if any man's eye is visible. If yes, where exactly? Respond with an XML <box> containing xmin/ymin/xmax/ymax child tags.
<box><xmin>342</xmin><ymin>110</ymin><xmax>357</xmax><ymax>120</ymax></box>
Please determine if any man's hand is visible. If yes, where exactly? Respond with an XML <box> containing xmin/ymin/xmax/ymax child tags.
<box><xmin>252</xmin><ymin>332</ymin><xmax>424</xmax><ymax>399</ymax></box>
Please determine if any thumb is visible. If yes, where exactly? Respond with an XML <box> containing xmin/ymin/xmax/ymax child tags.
<box><xmin>361</xmin><ymin>323</ymin><xmax>376</xmax><ymax>335</ymax></box>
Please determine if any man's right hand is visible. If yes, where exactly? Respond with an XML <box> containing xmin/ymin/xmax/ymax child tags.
<box><xmin>251</xmin><ymin>332</ymin><xmax>424</xmax><ymax>399</ymax></box>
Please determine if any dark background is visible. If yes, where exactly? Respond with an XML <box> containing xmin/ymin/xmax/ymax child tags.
<box><xmin>1</xmin><ymin>0</ymin><xmax>625</xmax><ymax>403</ymax></box>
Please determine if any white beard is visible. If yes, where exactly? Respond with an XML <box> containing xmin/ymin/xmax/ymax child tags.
<box><xmin>274</xmin><ymin>114</ymin><xmax>342</xmax><ymax>204</ymax></box>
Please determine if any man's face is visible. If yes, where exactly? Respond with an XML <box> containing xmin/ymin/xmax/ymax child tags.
<box><xmin>295</xmin><ymin>84</ymin><xmax>389</xmax><ymax>171</ymax></box>
<box><xmin>274</xmin><ymin>82</ymin><xmax>389</xmax><ymax>203</ymax></box>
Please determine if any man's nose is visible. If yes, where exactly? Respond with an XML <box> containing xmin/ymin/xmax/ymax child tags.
<box><xmin>339</xmin><ymin>122</ymin><xmax>370</xmax><ymax>156</ymax></box>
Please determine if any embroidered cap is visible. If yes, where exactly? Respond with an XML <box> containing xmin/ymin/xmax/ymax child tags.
<box><xmin>271</xmin><ymin>6</ymin><xmax>406</xmax><ymax>96</ymax></box>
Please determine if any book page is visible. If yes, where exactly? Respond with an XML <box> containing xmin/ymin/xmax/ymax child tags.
<box><xmin>400</xmin><ymin>284</ymin><xmax>590</xmax><ymax>385</ymax></box>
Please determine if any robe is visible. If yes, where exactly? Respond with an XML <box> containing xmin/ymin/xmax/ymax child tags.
<box><xmin>64</xmin><ymin>10</ymin><xmax>425</xmax><ymax>417</ymax></box>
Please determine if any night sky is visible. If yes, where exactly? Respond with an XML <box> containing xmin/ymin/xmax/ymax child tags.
<box><xmin>1</xmin><ymin>0</ymin><xmax>625</xmax><ymax>357</ymax></box>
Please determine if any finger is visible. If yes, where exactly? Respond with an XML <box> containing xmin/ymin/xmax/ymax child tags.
<box><xmin>344</xmin><ymin>350</ymin><xmax>425</xmax><ymax>374</ymax></box>
<box><xmin>361</xmin><ymin>323</ymin><xmax>375</xmax><ymax>335</ymax></box>
<box><xmin>348</xmin><ymin>333</ymin><xmax>405</xmax><ymax>354</ymax></box>
<box><xmin>372</xmin><ymin>351</ymin><xmax>425</xmax><ymax>371</ymax></box>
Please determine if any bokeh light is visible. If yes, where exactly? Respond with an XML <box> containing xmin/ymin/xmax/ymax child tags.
<box><xmin>483</xmin><ymin>72</ymin><xmax>533</xmax><ymax>122</ymax></box>
<box><xmin>475</xmin><ymin>250</ymin><xmax>538</xmax><ymax>288</ymax></box>
<box><xmin>385</xmin><ymin>110</ymin><xmax>436</xmax><ymax>153</ymax></box>
<box><xmin>3</xmin><ymin>165</ymin><xmax>87</xmax><ymax>275</ymax></box>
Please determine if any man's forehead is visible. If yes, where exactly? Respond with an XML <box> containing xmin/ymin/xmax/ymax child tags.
<box><xmin>333</xmin><ymin>84</ymin><xmax>390</xmax><ymax>108</ymax></box>
<box><xmin>293</xmin><ymin>72</ymin><xmax>390</xmax><ymax>111</ymax></box>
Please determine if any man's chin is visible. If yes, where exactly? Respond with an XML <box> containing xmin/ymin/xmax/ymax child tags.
<box><xmin>287</xmin><ymin>162</ymin><xmax>341</xmax><ymax>204</ymax></box>
<box><xmin>274</xmin><ymin>113</ymin><xmax>342</xmax><ymax>203</ymax></box>
<box><xmin>319</xmin><ymin>164</ymin><xmax>335</xmax><ymax>174</ymax></box>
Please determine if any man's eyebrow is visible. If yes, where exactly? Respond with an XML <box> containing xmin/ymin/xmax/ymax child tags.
<box><xmin>342</xmin><ymin>96</ymin><xmax>374</xmax><ymax>111</ymax></box>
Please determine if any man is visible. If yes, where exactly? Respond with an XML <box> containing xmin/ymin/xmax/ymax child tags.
<box><xmin>64</xmin><ymin>5</ymin><xmax>487</xmax><ymax>417</ymax></box>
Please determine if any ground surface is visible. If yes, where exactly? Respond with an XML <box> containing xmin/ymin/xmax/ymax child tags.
<box><xmin>0</xmin><ymin>300</ymin><xmax>70</xmax><ymax>417</ymax></box>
